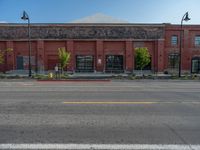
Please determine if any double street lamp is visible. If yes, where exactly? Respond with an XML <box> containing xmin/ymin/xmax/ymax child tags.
<box><xmin>21</xmin><ymin>11</ymin><xmax>32</xmax><ymax>77</ymax></box>
<box><xmin>179</xmin><ymin>12</ymin><xmax>190</xmax><ymax>77</ymax></box>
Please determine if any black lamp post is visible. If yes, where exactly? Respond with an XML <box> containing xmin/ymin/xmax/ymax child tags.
<box><xmin>21</xmin><ymin>11</ymin><xmax>32</xmax><ymax>77</ymax></box>
<box><xmin>179</xmin><ymin>12</ymin><xmax>190</xmax><ymax>77</ymax></box>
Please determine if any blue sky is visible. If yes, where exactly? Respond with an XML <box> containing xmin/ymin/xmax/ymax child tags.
<box><xmin>0</xmin><ymin>0</ymin><xmax>199</xmax><ymax>24</ymax></box>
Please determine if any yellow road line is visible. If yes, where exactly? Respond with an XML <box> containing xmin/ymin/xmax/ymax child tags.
<box><xmin>63</xmin><ymin>101</ymin><xmax>158</xmax><ymax>104</ymax></box>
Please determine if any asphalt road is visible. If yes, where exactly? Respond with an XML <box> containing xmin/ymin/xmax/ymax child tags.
<box><xmin>0</xmin><ymin>80</ymin><xmax>200</xmax><ymax>149</ymax></box>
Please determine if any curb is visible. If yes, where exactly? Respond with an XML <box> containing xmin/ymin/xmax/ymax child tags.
<box><xmin>37</xmin><ymin>79</ymin><xmax>111</xmax><ymax>82</ymax></box>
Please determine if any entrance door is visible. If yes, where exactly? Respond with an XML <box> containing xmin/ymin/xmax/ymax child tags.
<box><xmin>192</xmin><ymin>57</ymin><xmax>200</xmax><ymax>73</ymax></box>
<box><xmin>16</xmin><ymin>56</ymin><xmax>24</xmax><ymax>70</ymax></box>
<box><xmin>105</xmin><ymin>55</ymin><xmax>124</xmax><ymax>73</ymax></box>
<box><xmin>76</xmin><ymin>55</ymin><xmax>94</xmax><ymax>72</ymax></box>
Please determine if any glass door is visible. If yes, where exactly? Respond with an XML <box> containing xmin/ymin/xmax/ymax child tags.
<box><xmin>105</xmin><ymin>55</ymin><xmax>124</xmax><ymax>73</ymax></box>
<box><xmin>76</xmin><ymin>55</ymin><xmax>94</xmax><ymax>72</ymax></box>
<box><xmin>192</xmin><ymin>57</ymin><xmax>200</xmax><ymax>73</ymax></box>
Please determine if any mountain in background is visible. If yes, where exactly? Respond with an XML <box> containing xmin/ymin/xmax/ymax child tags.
<box><xmin>70</xmin><ymin>13</ymin><xmax>128</xmax><ymax>23</ymax></box>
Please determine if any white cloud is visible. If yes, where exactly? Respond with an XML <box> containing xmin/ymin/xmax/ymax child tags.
<box><xmin>0</xmin><ymin>21</ymin><xmax>7</xmax><ymax>23</ymax></box>
<box><xmin>70</xmin><ymin>13</ymin><xmax>128</xmax><ymax>23</ymax></box>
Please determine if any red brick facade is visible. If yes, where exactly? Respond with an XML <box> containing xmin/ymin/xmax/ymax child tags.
<box><xmin>0</xmin><ymin>23</ymin><xmax>200</xmax><ymax>73</ymax></box>
<box><xmin>165</xmin><ymin>24</ymin><xmax>200</xmax><ymax>73</ymax></box>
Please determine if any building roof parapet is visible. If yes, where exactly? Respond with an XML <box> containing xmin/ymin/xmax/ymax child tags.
<box><xmin>0</xmin><ymin>23</ymin><xmax>165</xmax><ymax>40</ymax></box>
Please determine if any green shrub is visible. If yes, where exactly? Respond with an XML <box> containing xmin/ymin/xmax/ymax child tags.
<box><xmin>183</xmin><ymin>75</ymin><xmax>189</xmax><ymax>80</ymax></box>
<box><xmin>60</xmin><ymin>74</ymin><xmax>69</xmax><ymax>79</ymax></box>
<box><xmin>171</xmin><ymin>75</ymin><xmax>179</xmax><ymax>79</ymax></box>
<box><xmin>33</xmin><ymin>74</ymin><xmax>49</xmax><ymax>79</ymax></box>
<box><xmin>128</xmin><ymin>75</ymin><xmax>136</xmax><ymax>80</ymax></box>
<box><xmin>0</xmin><ymin>74</ymin><xmax>6</xmax><ymax>79</ymax></box>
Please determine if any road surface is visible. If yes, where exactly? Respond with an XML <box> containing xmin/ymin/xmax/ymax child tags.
<box><xmin>0</xmin><ymin>80</ymin><xmax>200</xmax><ymax>149</ymax></box>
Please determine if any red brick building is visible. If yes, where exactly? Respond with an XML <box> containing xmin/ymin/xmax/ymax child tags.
<box><xmin>0</xmin><ymin>23</ymin><xmax>200</xmax><ymax>74</ymax></box>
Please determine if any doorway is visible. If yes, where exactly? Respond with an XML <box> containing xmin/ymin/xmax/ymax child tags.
<box><xmin>105</xmin><ymin>55</ymin><xmax>124</xmax><ymax>73</ymax></box>
<box><xmin>191</xmin><ymin>57</ymin><xmax>200</xmax><ymax>73</ymax></box>
<box><xmin>76</xmin><ymin>55</ymin><xmax>94</xmax><ymax>72</ymax></box>
<box><xmin>16</xmin><ymin>56</ymin><xmax>24</xmax><ymax>70</ymax></box>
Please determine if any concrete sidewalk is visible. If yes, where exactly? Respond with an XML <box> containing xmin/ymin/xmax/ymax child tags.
<box><xmin>1</xmin><ymin>70</ymin><xmax>199</xmax><ymax>81</ymax></box>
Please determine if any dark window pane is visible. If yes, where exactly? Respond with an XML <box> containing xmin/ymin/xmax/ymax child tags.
<box><xmin>106</xmin><ymin>55</ymin><xmax>123</xmax><ymax>73</ymax></box>
<box><xmin>168</xmin><ymin>53</ymin><xmax>179</xmax><ymax>69</ymax></box>
<box><xmin>76</xmin><ymin>55</ymin><xmax>94</xmax><ymax>72</ymax></box>
<box><xmin>192</xmin><ymin>57</ymin><xmax>200</xmax><ymax>73</ymax></box>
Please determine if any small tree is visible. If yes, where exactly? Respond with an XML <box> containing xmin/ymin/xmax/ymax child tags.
<box><xmin>58</xmin><ymin>47</ymin><xmax>70</xmax><ymax>74</ymax></box>
<box><xmin>0</xmin><ymin>50</ymin><xmax>4</xmax><ymax>64</ymax></box>
<box><xmin>0</xmin><ymin>48</ymin><xmax>13</xmax><ymax>64</ymax></box>
<box><xmin>135</xmin><ymin>47</ymin><xmax>150</xmax><ymax>75</ymax></box>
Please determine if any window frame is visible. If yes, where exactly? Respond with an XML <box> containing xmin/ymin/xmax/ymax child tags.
<box><xmin>76</xmin><ymin>55</ymin><xmax>94</xmax><ymax>72</ymax></box>
<box><xmin>171</xmin><ymin>35</ymin><xmax>178</xmax><ymax>46</ymax></box>
<box><xmin>191</xmin><ymin>57</ymin><xmax>200</xmax><ymax>73</ymax></box>
<box><xmin>168</xmin><ymin>53</ymin><xmax>179</xmax><ymax>69</ymax></box>
<box><xmin>105</xmin><ymin>55</ymin><xmax>124</xmax><ymax>73</ymax></box>
<box><xmin>194</xmin><ymin>35</ymin><xmax>200</xmax><ymax>47</ymax></box>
